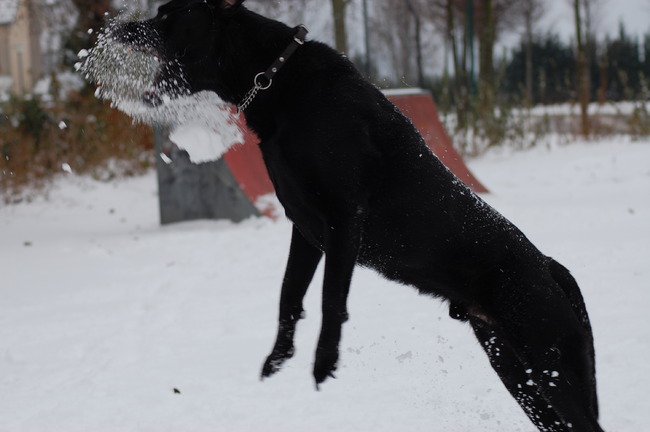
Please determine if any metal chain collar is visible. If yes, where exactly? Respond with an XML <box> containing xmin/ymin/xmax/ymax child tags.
<box><xmin>236</xmin><ymin>25</ymin><xmax>309</xmax><ymax>114</ymax></box>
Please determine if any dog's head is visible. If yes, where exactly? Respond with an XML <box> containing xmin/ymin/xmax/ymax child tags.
<box><xmin>94</xmin><ymin>0</ymin><xmax>246</xmax><ymax>106</ymax></box>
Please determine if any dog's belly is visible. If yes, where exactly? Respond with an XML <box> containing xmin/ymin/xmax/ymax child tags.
<box><xmin>356</xmin><ymin>170</ymin><xmax>542</xmax><ymax>300</ymax></box>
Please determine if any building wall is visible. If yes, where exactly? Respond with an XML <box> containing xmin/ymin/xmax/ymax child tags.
<box><xmin>0</xmin><ymin>26</ymin><xmax>10</xmax><ymax>77</ymax></box>
<box><xmin>3</xmin><ymin>0</ymin><xmax>43</xmax><ymax>95</ymax></box>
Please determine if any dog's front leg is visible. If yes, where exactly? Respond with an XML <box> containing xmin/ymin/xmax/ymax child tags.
<box><xmin>313</xmin><ymin>218</ymin><xmax>361</xmax><ymax>387</ymax></box>
<box><xmin>262</xmin><ymin>226</ymin><xmax>323</xmax><ymax>379</ymax></box>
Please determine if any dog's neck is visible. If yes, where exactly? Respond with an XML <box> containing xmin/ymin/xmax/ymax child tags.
<box><xmin>236</xmin><ymin>25</ymin><xmax>308</xmax><ymax>114</ymax></box>
<box><xmin>213</xmin><ymin>8</ymin><xmax>298</xmax><ymax>107</ymax></box>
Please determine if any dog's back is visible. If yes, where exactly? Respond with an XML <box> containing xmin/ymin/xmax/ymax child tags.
<box><xmin>246</xmin><ymin>33</ymin><xmax>538</xmax><ymax>300</ymax></box>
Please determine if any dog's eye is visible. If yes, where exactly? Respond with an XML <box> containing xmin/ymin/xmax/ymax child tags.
<box><xmin>161</xmin><ymin>14</ymin><xmax>168</xmax><ymax>21</ymax></box>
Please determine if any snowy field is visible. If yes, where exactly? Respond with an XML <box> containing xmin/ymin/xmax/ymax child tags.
<box><xmin>1</xmin><ymin>138</ymin><xmax>649</xmax><ymax>432</ymax></box>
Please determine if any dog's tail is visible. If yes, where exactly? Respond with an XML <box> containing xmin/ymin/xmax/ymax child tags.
<box><xmin>548</xmin><ymin>258</ymin><xmax>599</xmax><ymax>419</ymax></box>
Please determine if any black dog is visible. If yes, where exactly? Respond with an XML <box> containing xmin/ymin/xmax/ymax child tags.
<box><xmin>113</xmin><ymin>1</ymin><xmax>604</xmax><ymax>430</ymax></box>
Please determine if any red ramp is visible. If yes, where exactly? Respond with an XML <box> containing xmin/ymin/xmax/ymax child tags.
<box><xmin>385</xmin><ymin>89</ymin><xmax>488</xmax><ymax>193</ymax></box>
<box><xmin>223</xmin><ymin>89</ymin><xmax>487</xmax><ymax>216</ymax></box>
<box><xmin>223</xmin><ymin>115</ymin><xmax>275</xmax><ymax>216</ymax></box>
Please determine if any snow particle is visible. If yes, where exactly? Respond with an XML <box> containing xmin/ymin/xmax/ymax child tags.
<box><xmin>159</xmin><ymin>152</ymin><xmax>172</xmax><ymax>165</ymax></box>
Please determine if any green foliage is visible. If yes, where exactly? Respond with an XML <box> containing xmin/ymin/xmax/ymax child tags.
<box><xmin>497</xmin><ymin>26</ymin><xmax>650</xmax><ymax>105</ymax></box>
<box><xmin>500</xmin><ymin>34</ymin><xmax>575</xmax><ymax>105</ymax></box>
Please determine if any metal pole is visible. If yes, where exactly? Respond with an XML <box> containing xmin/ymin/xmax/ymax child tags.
<box><xmin>405</xmin><ymin>0</ymin><xmax>424</xmax><ymax>88</ymax></box>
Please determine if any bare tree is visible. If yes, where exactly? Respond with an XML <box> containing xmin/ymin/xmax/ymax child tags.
<box><xmin>405</xmin><ymin>0</ymin><xmax>425</xmax><ymax>88</ymax></box>
<box><xmin>571</xmin><ymin>0</ymin><xmax>606</xmax><ymax>133</ymax></box>
<box><xmin>477</xmin><ymin>0</ymin><xmax>496</xmax><ymax>117</ymax></box>
<box><xmin>421</xmin><ymin>1</ymin><xmax>469</xmax><ymax>126</ymax></box>
<box><xmin>425</xmin><ymin>1</ymin><xmax>518</xmax><ymax>127</ymax></box>
<box><xmin>373</xmin><ymin>0</ymin><xmax>418</xmax><ymax>84</ymax></box>
<box><xmin>475</xmin><ymin>0</ymin><xmax>522</xmax><ymax>117</ymax></box>
<box><xmin>520</xmin><ymin>0</ymin><xmax>546</xmax><ymax>106</ymax></box>
<box><xmin>573</xmin><ymin>0</ymin><xmax>590</xmax><ymax>135</ymax></box>
<box><xmin>331</xmin><ymin>0</ymin><xmax>350</xmax><ymax>53</ymax></box>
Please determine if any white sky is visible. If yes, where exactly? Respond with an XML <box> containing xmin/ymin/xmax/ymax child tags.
<box><xmin>496</xmin><ymin>0</ymin><xmax>650</xmax><ymax>59</ymax></box>
<box><xmin>537</xmin><ymin>0</ymin><xmax>649</xmax><ymax>40</ymax></box>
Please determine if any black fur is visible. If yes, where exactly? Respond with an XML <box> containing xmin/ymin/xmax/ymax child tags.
<box><xmin>115</xmin><ymin>1</ymin><xmax>604</xmax><ymax>430</ymax></box>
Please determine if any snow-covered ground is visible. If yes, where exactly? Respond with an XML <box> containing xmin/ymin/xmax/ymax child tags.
<box><xmin>1</xmin><ymin>138</ymin><xmax>649</xmax><ymax>432</ymax></box>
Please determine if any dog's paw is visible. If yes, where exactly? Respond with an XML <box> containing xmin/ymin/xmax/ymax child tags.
<box><xmin>260</xmin><ymin>346</ymin><xmax>295</xmax><ymax>379</ymax></box>
<box><xmin>313</xmin><ymin>348</ymin><xmax>339</xmax><ymax>387</ymax></box>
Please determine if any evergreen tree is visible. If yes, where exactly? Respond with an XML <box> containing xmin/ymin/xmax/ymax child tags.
<box><xmin>500</xmin><ymin>35</ymin><xmax>575</xmax><ymax>105</ymax></box>
<box><xmin>603</xmin><ymin>23</ymin><xmax>643</xmax><ymax>100</ymax></box>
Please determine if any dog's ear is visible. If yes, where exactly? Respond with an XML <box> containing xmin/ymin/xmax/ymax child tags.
<box><xmin>220</xmin><ymin>0</ymin><xmax>245</xmax><ymax>9</ymax></box>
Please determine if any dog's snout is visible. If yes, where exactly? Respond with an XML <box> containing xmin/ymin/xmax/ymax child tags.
<box><xmin>111</xmin><ymin>21</ymin><xmax>160</xmax><ymax>49</ymax></box>
<box><xmin>142</xmin><ymin>91</ymin><xmax>163</xmax><ymax>107</ymax></box>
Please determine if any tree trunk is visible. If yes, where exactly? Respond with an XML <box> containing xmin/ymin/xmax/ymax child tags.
<box><xmin>406</xmin><ymin>0</ymin><xmax>424</xmax><ymax>88</ymax></box>
<box><xmin>445</xmin><ymin>0</ymin><xmax>468</xmax><ymax>130</ymax></box>
<box><xmin>524</xmin><ymin>9</ymin><xmax>534</xmax><ymax>106</ymax></box>
<box><xmin>574</xmin><ymin>0</ymin><xmax>590</xmax><ymax>135</ymax></box>
<box><xmin>331</xmin><ymin>0</ymin><xmax>349</xmax><ymax>54</ymax></box>
<box><xmin>478</xmin><ymin>0</ymin><xmax>495</xmax><ymax>118</ymax></box>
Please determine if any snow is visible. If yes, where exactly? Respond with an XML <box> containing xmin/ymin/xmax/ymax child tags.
<box><xmin>0</xmin><ymin>75</ymin><xmax>12</xmax><ymax>102</ymax></box>
<box><xmin>1</xmin><ymin>138</ymin><xmax>649</xmax><ymax>431</ymax></box>
<box><xmin>32</xmin><ymin>71</ymin><xmax>86</xmax><ymax>102</ymax></box>
<box><xmin>383</xmin><ymin>88</ymin><xmax>430</xmax><ymax>97</ymax></box>
<box><xmin>522</xmin><ymin>102</ymin><xmax>650</xmax><ymax>117</ymax></box>
<box><xmin>169</xmin><ymin>119</ymin><xmax>242</xmax><ymax>164</ymax></box>
<box><xmin>76</xmin><ymin>17</ymin><xmax>243</xmax><ymax>163</ymax></box>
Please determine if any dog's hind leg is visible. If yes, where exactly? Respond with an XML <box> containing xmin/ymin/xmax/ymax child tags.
<box><xmin>549</xmin><ymin>259</ymin><xmax>599</xmax><ymax>418</ymax></box>
<box><xmin>481</xmin><ymin>277</ymin><xmax>604</xmax><ymax>432</ymax></box>
<box><xmin>470</xmin><ymin>320</ymin><xmax>569</xmax><ymax>432</ymax></box>
<box><xmin>262</xmin><ymin>226</ymin><xmax>322</xmax><ymax>378</ymax></box>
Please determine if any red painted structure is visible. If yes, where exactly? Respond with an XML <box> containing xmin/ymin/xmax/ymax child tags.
<box><xmin>386</xmin><ymin>89</ymin><xmax>488</xmax><ymax>193</ymax></box>
<box><xmin>222</xmin><ymin>89</ymin><xmax>487</xmax><ymax>216</ymax></box>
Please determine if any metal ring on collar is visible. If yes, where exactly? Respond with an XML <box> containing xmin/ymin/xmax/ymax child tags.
<box><xmin>254</xmin><ymin>72</ymin><xmax>272</xmax><ymax>90</ymax></box>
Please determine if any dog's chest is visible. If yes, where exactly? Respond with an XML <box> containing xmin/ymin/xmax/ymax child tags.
<box><xmin>259</xmin><ymin>142</ymin><xmax>327</xmax><ymax>248</ymax></box>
